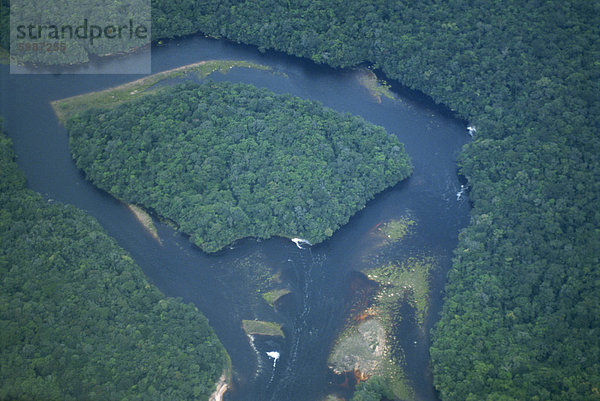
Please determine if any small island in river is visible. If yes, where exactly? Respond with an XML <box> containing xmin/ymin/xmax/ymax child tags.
<box><xmin>242</xmin><ymin>320</ymin><xmax>285</xmax><ymax>338</ymax></box>
<box><xmin>61</xmin><ymin>68</ymin><xmax>412</xmax><ymax>253</ymax></box>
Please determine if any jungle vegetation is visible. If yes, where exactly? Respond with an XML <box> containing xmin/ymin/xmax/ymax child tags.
<box><xmin>146</xmin><ymin>1</ymin><xmax>600</xmax><ymax>400</ymax></box>
<box><xmin>0</xmin><ymin>130</ymin><xmax>227</xmax><ymax>400</ymax></box>
<box><xmin>2</xmin><ymin>0</ymin><xmax>598</xmax><ymax>399</ymax></box>
<box><xmin>65</xmin><ymin>81</ymin><xmax>412</xmax><ymax>253</ymax></box>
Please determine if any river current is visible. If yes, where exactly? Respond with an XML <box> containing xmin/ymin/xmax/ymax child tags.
<box><xmin>1</xmin><ymin>35</ymin><xmax>470</xmax><ymax>401</ymax></box>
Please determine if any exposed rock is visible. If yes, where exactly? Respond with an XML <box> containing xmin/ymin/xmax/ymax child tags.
<box><xmin>328</xmin><ymin>318</ymin><xmax>387</xmax><ymax>378</ymax></box>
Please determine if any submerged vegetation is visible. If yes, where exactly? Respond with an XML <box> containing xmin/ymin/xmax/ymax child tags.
<box><xmin>366</xmin><ymin>258</ymin><xmax>433</xmax><ymax>328</ymax></box>
<box><xmin>376</xmin><ymin>217</ymin><xmax>416</xmax><ymax>244</ymax></box>
<box><xmin>0</xmin><ymin>130</ymin><xmax>227</xmax><ymax>400</ymax></box>
<box><xmin>351</xmin><ymin>375</ymin><xmax>399</xmax><ymax>401</ymax></box>
<box><xmin>349</xmin><ymin>254</ymin><xmax>432</xmax><ymax>400</ymax></box>
<box><xmin>329</xmin><ymin>319</ymin><xmax>387</xmax><ymax>378</ymax></box>
<box><xmin>65</xmin><ymin>80</ymin><xmax>412</xmax><ymax>253</ymax></box>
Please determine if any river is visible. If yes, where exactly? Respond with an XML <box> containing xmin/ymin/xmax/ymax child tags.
<box><xmin>1</xmin><ymin>35</ymin><xmax>470</xmax><ymax>401</ymax></box>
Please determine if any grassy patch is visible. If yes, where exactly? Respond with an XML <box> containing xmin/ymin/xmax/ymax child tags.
<box><xmin>241</xmin><ymin>320</ymin><xmax>284</xmax><ymax>337</ymax></box>
<box><xmin>261</xmin><ymin>288</ymin><xmax>291</xmax><ymax>306</ymax></box>
<box><xmin>51</xmin><ymin>60</ymin><xmax>272</xmax><ymax>123</ymax></box>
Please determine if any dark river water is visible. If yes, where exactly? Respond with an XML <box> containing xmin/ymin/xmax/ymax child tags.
<box><xmin>1</xmin><ymin>35</ymin><xmax>470</xmax><ymax>401</ymax></box>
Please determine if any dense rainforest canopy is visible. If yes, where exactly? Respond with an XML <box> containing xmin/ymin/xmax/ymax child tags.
<box><xmin>66</xmin><ymin>81</ymin><xmax>412</xmax><ymax>253</ymax></box>
<box><xmin>144</xmin><ymin>1</ymin><xmax>600</xmax><ymax>400</ymax></box>
<box><xmin>2</xmin><ymin>0</ymin><xmax>598</xmax><ymax>399</ymax></box>
<box><xmin>0</xmin><ymin>131</ymin><xmax>227</xmax><ymax>400</ymax></box>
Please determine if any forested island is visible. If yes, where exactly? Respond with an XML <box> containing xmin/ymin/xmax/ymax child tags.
<box><xmin>65</xmin><ymin>80</ymin><xmax>412</xmax><ymax>253</ymax></box>
<box><xmin>0</xmin><ymin>130</ymin><xmax>228</xmax><ymax>400</ymax></box>
<box><xmin>143</xmin><ymin>1</ymin><xmax>599</xmax><ymax>400</ymax></box>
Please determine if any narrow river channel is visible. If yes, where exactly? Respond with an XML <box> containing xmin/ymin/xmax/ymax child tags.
<box><xmin>1</xmin><ymin>35</ymin><xmax>471</xmax><ymax>401</ymax></box>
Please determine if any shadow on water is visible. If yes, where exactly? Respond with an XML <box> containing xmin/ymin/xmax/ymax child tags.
<box><xmin>392</xmin><ymin>300</ymin><xmax>432</xmax><ymax>401</ymax></box>
<box><xmin>1</xmin><ymin>33</ymin><xmax>471</xmax><ymax>401</ymax></box>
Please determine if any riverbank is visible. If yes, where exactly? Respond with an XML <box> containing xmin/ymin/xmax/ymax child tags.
<box><xmin>0</xmin><ymin>130</ymin><xmax>229</xmax><ymax>401</ymax></box>
<box><xmin>61</xmin><ymin>76</ymin><xmax>412</xmax><ymax>253</ymax></box>
<box><xmin>209</xmin><ymin>374</ymin><xmax>228</xmax><ymax>401</ymax></box>
<box><xmin>356</xmin><ymin>68</ymin><xmax>395</xmax><ymax>103</ymax></box>
<box><xmin>50</xmin><ymin>59</ymin><xmax>272</xmax><ymax>123</ymax></box>
<box><xmin>127</xmin><ymin>204</ymin><xmax>161</xmax><ymax>243</ymax></box>
<box><xmin>174</xmin><ymin>5</ymin><xmax>600</xmax><ymax>400</ymax></box>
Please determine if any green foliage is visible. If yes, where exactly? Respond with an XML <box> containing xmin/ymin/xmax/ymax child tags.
<box><xmin>6</xmin><ymin>0</ymin><xmax>597</xmax><ymax>398</ymax></box>
<box><xmin>146</xmin><ymin>1</ymin><xmax>600</xmax><ymax>400</ymax></box>
<box><xmin>241</xmin><ymin>320</ymin><xmax>284</xmax><ymax>338</ymax></box>
<box><xmin>351</xmin><ymin>376</ymin><xmax>395</xmax><ymax>401</ymax></box>
<box><xmin>66</xmin><ymin>81</ymin><xmax>412</xmax><ymax>253</ymax></box>
<box><xmin>431</xmin><ymin>135</ymin><xmax>600</xmax><ymax>401</ymax></box>
<box><xmin>0</xmin><ymin>131</ymin><xmax>227</xmax><ymax>400</ymax></box>
<box><xmin>0</xmin><ymin>127</ymin><xmax>26</xmax><ymax>192</ymax></box>
<box><xmin>261</xmin><ymin>288</ymin><xmax>291</xmax><ymax>307</ymax></box>
<box><xmin>0</xmin><ymin>0</ymin><xmax>11</xmax><ymax>51</ymax></box>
